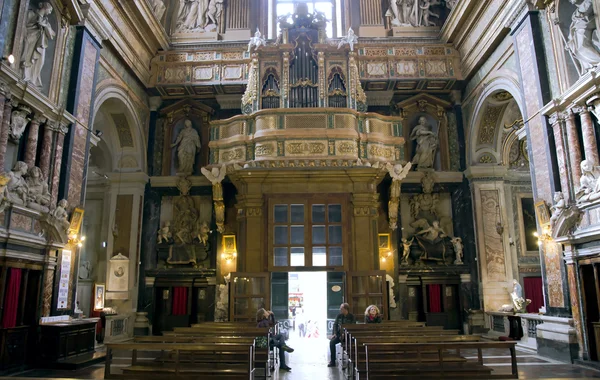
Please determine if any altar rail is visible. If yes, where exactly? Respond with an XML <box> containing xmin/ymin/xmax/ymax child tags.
<box><xmin>486</xmin><ymin>312</ymin><xmax>543</xmax><ymax>350</ymax></box>
<box><xmin>209</xmin><ymin>108</ymin><xmax>405</xmax><ymax>166</ymax></box>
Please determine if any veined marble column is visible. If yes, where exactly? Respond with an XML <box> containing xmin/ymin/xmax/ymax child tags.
<box><xmin>24</xmin><ymin>115</ymin><xmax>46</xmax><ymax>167</ymax></box>
<box><xmin>564</xmin><ymin>109</ymin><xmax>583</xmax><ymax>185</ymax></box>
<box><xmin>50</xmin><ymin>123</ymin><xmax>68</xmax><ymax>205</ymax></box>
<box><xmin>576</xmin><ymin>106</ymin><xmax>599</xmax><ymax>165</ymax></box>
<box><xmin>39</xmin><ymin>120</ymin><xmax>56</xmax><ymax>180</ymax></box>
<box><xmin>549</xmin><ymin>112</ymin><xmax>571</xmax><ymax>201</ymax></box>
<box><xmin>0</xmin><ymin>83</ymin><xmax>8</xmax><ymax>139</ymax></box>
<box><xmin>0</xmin><ymin>99</ymin><xmax>13</xmax><ymax>170</ymax></box>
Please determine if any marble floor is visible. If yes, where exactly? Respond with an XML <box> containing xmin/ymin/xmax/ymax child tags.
<box><xmin>2</xmin><ymin>333</ymin><xmax>600</xmax><ymax>379</ymax></box>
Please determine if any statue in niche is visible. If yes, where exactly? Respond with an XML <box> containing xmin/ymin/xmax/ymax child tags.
<box><xmin>171</xmin><ymin>119</ymin><xmax>201</xmax><ymax>174</ymax></box>
<box><xmin>157</xmin><ymin>221</ymin><xmax>172</xmax><ymax>244</ymax></box>
<box><xmin>410</xmin><ymin>116</ymin><xmax>438</xmax><ymax>169</ymax></box>
<box><xmin>174</xmin><ymin>0</ymin><xmax>215</xmax><ymax>33</ymax></box>
<box><xmin>576</xmin><ymin>159</ymin><xmax>600</xmax><ymax>202</ymax></box>
<box><xmin>25</xmin><ymin>166</ymin><xmax>51</xmax><ymax>212</ymax></box>
<box><xmin>149</xmin><ymin>0</ymin><xmax>166</xmax><ymax>21</ymax></box>
<box><xmin>567</xmin><ymin>0</ymin><xmax>600</xmax><ymax>73</ymax></box>
<box><xmin>50</xmin><ymin>199</ymin><xmax>71</xmax><ymax>231</ymax></box>
<box><xmin>388</xmin><ymin>0</ymin><xmax>441</xmax><ymax>27</ymax></box>
<box><xmin>20</xmin><ymin>2</ymin><xmax>56</xmax><ymax>88</ymax></box>
<box><xmin>4</xmin><ymin>161</ymin><xmax>29</xmax><ymax>206</ymax></box>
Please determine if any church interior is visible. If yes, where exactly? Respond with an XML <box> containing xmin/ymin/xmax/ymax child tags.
<box><xmin>1</xmin><ymin>0</ymin><xmax>600</xmax><ymax>378</ymax></box>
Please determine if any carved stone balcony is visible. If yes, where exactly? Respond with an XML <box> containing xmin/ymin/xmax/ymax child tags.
<box><xmin>209</xmin><ymin>108</ymin><xmax>405</xmax><ymax>167</ymax></box>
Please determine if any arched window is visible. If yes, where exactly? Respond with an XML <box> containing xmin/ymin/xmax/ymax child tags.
<box><xmin>270</xmin><ymin>0</ymin><xmax>342</xmax><ymax>39</ymax></box>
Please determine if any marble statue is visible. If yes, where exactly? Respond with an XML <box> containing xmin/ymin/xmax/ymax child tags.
<box><xmin>337</xmin><ymin>28</ymin><xmax>358</xmax><ymax>51</ymax></box>
<box><xmin>51</xmin><ymin>199</ymin><xmax>70</xmax><ymax>231</ymax></box>
<box><xmin>567</xmin><ymin>0</ymin><xmax>600</xmax><ymax>73</ymax></box>
<box><xmin>509</xmin><ymin>279</ymin><xmax>531</xmax><ymax>313</ymax></box>
<box><xmin>388</xmin><ymin>0</ymin><xmax>441</xmax><ymax>27</ymax></box>
<box><xmin>415</xmin><ymin>220</ymin><xmax>446</xmax><ymax>242</ymax></box>
<box><xmin>248</xmin><ymin>29</ymin><xmax>266</xmax><ymax>52</ymax></box>
<box><xmin>550</xmin><ymin>191</ymin><xmax>566</xmax><ymax>226</ymax></box>
<box><xmin>20</xmin><ymin>2</ymin><xmax>55</xmax><ymax>88</ymax></box>
<box><xmin>174</xmin><ymin>0</ymin><xmax>211</xmax><ymax>33</ymax></box>
<box><xmin>386</xmin><ymin>162</ymin><xmax>412</xmax><ymax>182</ymax></box>
<box><xmin>576</xmin><ymin>159</ymin><xmax>600</xmax><ymax>202</ymax></box>
<box><xmin>410</xmin><ymin>116</ymin><xmax>438</xmax><ymax>169</ymax></box>
<box><xmin>149</xmin><ymin>0</ymin><xmax>166</xmax><ymax>21</ymax></box>
<box><xmin>171</xmin><ymin>119</ymin><xmax>201</xmax><ymax>174</ymax></box>
<box><xmin>4</xmin><ymin>161</ymin><xmax>29</xmax><ymax>205</ymax></box>
<box><xmin>446</xmin><ymin>0</ymin><xmax>459</xmax><ymax>9</ymax></box>
<box><xmin>197</xmin><ymin>220</ymin><xmax>210</xmax><ymax>244</ymax></box>
<box><xmin>400</xmin><ymin>236</ymin><xmax>414</xmax><ymax>264</ymax></box>
<box><xmin>157</xmin><ymin>221</ymin><xmax>172</xmax><ymax>244</ymax></box>
<box><xmin>201</xmin><ymin>165</ymin><xmax>227</xmax><ymax>233</ymax></box>
<box><xmin>451</xmin><ymin>236</ymin><xmax>463</xmax><ymax>264</ymax></box>
<box><xmin>206</xmin><ymin>0</ymin><xmax>224</xmax><ymax>27</ymax></box>
<box><xmin>78</xmin><ymin>260</ymin><xmax>92</xmax><ymax>280</ymax></box>
<box><xmin>173</xmin><ymin>196</ymin><xmax>198</xmax><ymax>245</ymax></box>
<box><xmin>25</xmin><ymin>166</ymin><xmax>51</xmax><ymax>212</ymax></box>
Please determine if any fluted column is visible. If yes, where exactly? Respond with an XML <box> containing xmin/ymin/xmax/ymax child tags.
<box><xmin>50</xmin><ymin>123</ymin><xmax>69</xmax><ymax>205</ymax></box>
<box><xmin>0</xmin><ymin>99</ymin><xmax>13</xmax><ymax>170</ymax></box>
<box><xmin>38</xmin><ymin>121</ymin><xmax>55</xmax><ymax>180</ymax></box>
<box><xmin>549</xmin><ymin>112</ymin><xmax>571</xmax><ymax>201</ymax></box>
<box><xmin>564</xmin><ymin>109</ymin><xmax>583</xmax><ymax>185</ymax></box>
<box><xmin>24</xmin><ymin>114</ymin><xmax>46</xmax><ymax>167</ymax></box>
<box><xmin>575</xmin><ymin>105</ymin><xmax>600</xmax><ymax>165</ymax></box>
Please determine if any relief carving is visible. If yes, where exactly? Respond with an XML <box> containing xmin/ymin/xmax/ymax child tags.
<box><xmin>174</xmin><ymin>0</ymin><xmax>222</xmax><ymax>33</ymax></box>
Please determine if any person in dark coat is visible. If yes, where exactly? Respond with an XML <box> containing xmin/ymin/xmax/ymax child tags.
<box><xmin>328</xmin><ymin>303</ymin><xmax>356</xmax><ymax>367</ymax></box>
<box><xmin>364</xmin><ymin>305</ymin><xmax>383</xmax><ymax>323</ymax></box>
<box><xmin>256</xmin><ymin>308</ymin><xmax>294</xmax><ymax>371</ymax></box>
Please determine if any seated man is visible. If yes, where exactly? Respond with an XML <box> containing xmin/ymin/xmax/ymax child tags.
<box><xmin>328</xmin><ymin>303</ymin><xmax>356</xmax><ymax>367</ymax></box>
<box><xmin>256</xmin><ymin>308</ymin><xmax>294</xmax><ymax>371</ymax></box>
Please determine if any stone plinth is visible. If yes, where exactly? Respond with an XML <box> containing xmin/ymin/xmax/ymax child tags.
<box><xmin>536</xmin><ymin>316</ymin><xmax>578</xmax><ymax>363</ymax></box>
<box><xmin>171</xmin><ymin>31</ymin><xmax>219</xmax><ymax>44</ymax></box>
<box><xmin>391</xmin><ymin>26</ymin><xmax>439</xmax><ymax>38</ymax></box>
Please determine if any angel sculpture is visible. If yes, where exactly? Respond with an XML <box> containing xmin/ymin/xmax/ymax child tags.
<box><xmin>337</xmin><ymin>28</ymin><xmax>358</xmax><ymax>52</ymax></box>
<box><xmin>248</xmin><ymin>29</ymin><xmax>267</xmax><ymax>53</ymax></box>
<box><xmin>385</xmin><ymin>162</ymin><xmax>412</xmax><ymax>181</ymax></box>
<box><xmin>157</xmin><ymin>221</ymin><xmax>172</xmax><ymax>244</ymax></box>
<box><xmin>201</xmin><ymin>165</ymin><xmax>227</xmax><ymax>233</ymax></box>
<box><xmin>201</xmin><ymin>165</ymin><xmax>227</xmax><ymax>185</ymax></box>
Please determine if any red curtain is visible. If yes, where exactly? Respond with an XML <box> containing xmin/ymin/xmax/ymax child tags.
<box><xmin>172</xmin><ymin>287</ymin><xmax>188</xmax><ymax>315</ymax></box>
<box><xmin>524</xmin><ymin>277</ymin><xmax>544</xmax><ymax>313</ymax></box>
<box><xmin>427</xmin><ymin>284</ymin><xmax>442</xmax><ymax>313</ymax></box>
<box><xmin>2</xmin><ymin>268</ymin><xmax>22</xmax><ymax>328</ymax></box>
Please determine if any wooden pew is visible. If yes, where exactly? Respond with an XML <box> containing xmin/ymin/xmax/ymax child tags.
<box><xmin>105</xmin><ymin>342</ymin><xmax>254</xmax><ymax>380</ymax></box>
<box><xmin>164</xmin><ymin>327</ymin><xmax>274</xmax><ymax>376</ymax></box>
<box><xmin>352</xmin><ymin>335</ymin><xmax>482</xmax><ymax>378</ymax></box>
<box><xmin>361</xmin><ymin>341</ymin><xmax>518</xmax><ymax>379</ymax></box>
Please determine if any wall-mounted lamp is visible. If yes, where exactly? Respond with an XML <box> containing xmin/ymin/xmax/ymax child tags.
<box><xmin>2</xmin><ymin>55</ymin><xmax>14</xmax><ymax>64</ymax></box>
<box><xmin>380</xmin><ymin>250</ymin><xmax>393</xmax><ymax>263</ymax></box>
<box><xmin>95</xmin><ymin>130</ymin><xmax>103</xmax><ymax>137</ymax></box>
<box><xmin>69</xmin><ymin>233</ymin><xmax>86</xmax><ymax>248</ymax></box>
<box><xmin>221</xmin><ymin>251</ymin><xmax>237</xmax><ymax>264</ymax></box>
<box><xmin>221</xmin><ymin>234</ymin><xmax>237</xmax><ymax>264</ymax></box>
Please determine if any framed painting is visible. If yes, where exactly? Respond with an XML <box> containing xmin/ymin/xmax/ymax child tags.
<box><xmin>534</xmin><ymin>200</ymin><xmax>550</xmax><ymax>228</ymax></box>
<box><xmin>69</xmin><ymin>207</ymin><xmax>85</xmax><ymax>234</ymax></box>
<box><xmin>223</xmin><ymin>234</ymin><xmax>237</xmax><ymax>252</ymax></box>
<box><xmin>93</xmin><ymin>283</ymin><xmax>105</xmax><ymax>311</ymax></box>
<box><xmin>378</xmin><ymin>233</ymin><xmax>390</xmax><ymax>250</ymax></box>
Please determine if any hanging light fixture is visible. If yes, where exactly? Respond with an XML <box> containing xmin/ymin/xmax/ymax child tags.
<box><xmin>495</xmin><ymin>181</ymin><xmax>504</xmax><ymax>235</ymax></box>
<box><xmin>112</xmin><ymin>148</ymin><xmax>124</xmax><ymax>238</ymax></box>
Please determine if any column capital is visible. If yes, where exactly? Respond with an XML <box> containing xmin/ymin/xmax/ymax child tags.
<box><xmin>148</xmin><ymin>96</ymin><xmax>163</xmax><ymax>112</ymax></box>
<box><xmin>570</xmin><ymin>104</ymin><xmax>590</xmax><ymax>114</ymax></box>
<box><xmin>0</xmin><ymin>81</ymin><xmax>10</xmax><ymax>98</ymax></box>
<box><xmin>31</xmin><ymin>113</ymin><xmax>47</xmax><ymax>125</ymax></box>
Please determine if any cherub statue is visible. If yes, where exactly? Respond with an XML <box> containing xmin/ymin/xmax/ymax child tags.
<box><xmin>197</xmin><ymin>220</ymin><xmax>210</xmax><ymax>245</ymax></box>
<box><xmin>549</xmin><ymin>191</ymin><xmax>566</xmax><ymax>226</ymax></box>
<box><xmin>420</xmin><ymin>0</ymin><xmax>441</xmax><ymax>27</ymax></box>
<box><xmin>51</xmin><ymin>199</ymin><xmax>71</xmax><ymax>231</ymax></box>
<box><xmin>248</xmin><ymin>29</ymin><xmax>266</xmax><ymax>52</ymax></box>
<box><xmin>201</xmin><ymin>164</ymin><xmax>227</xmax><ymax>185</ymax></box>
<box><xmin>385</xmin><ymin>162</ymin><xmax>412</xmax><ymax>181</ymax></box>
<box><xmin>451</xmin><ymin>236</ymin><xmax>463</xmax><ymax>264</ymax></box>
<box><xmin>400</xmin><ymin>236</ymin><xmax>414</xmax><ymax>264</ymax></box>
<box><xmin>337</xmin><ymin>28</ymin><xmax>359</xmax><ymax>52</ymax></box>
<box><xmin>157</xmin><ymin>221</ymin><xmax>172</xmax><ymax>244</ymax></box>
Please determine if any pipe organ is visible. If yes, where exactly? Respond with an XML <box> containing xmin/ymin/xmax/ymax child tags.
<box><xmin>242</xmin><ymin>5</ymin><xmax>367</xmax><ymax>114</ymax></box>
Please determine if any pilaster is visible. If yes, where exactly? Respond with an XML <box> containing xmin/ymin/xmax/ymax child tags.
<box><xmin>351</xmin><ymin>192</ymin><xmax>379</xmax><ymax>271</ymax></box>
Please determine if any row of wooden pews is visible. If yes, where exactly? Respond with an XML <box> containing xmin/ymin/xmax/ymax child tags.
<box><xmin>340</xmin><ymin>321</ymin><xmax>519</xmax><ymax>379</ymax></box>
<box><xmin>104</xmin><ymin>322</ymin><xmax>275</xmax><ymax>379</ymax></box>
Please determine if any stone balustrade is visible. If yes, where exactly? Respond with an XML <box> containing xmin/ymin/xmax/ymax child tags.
<box><xmin>209</xmin><ymin>108</ymin><xmax>405</xmax><ymax>167</ymax></box>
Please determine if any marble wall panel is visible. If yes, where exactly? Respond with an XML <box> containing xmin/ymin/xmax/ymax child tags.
<box><xmin>567</xmin><ymin>263</ymin><xmax>584</xmax><ymax>357</ymax></box>
<box><xmin>75</xmin><ymin>39</ymin><xmax>98</xmax><ymax>127</ymax></box>
<box><xmin>67</xmin><ymin>123</ymin><xmax>88</xmax><ymax>207</ymax></box>
<box><xmin>480</xmin><ymin>189</ymin><xmax>506</xmax><ymax>282</ymax></box>
<box><xmin>10</xmin><ymin>212</ymin><xmax>32</xmax><ymax>232</ymax></box>
<box><xmin>543</xmin><ymin>242</ymin><xmax>565</xmax><ymax>308</ymax></box>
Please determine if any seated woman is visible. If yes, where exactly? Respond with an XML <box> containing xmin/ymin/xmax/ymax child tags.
<box><xmin>364</xmin><ymin>305</ymin><xmax>382</xmax><ymax>323</ymax></box>
<box><xmin>256</xmin><ymin>308</ymin><xmax>294</xmax><ymax>371</ymax></box>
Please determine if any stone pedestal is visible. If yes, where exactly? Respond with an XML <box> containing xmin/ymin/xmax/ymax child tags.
<box><xmin>536</xmin><ymin>316</ymin><xmax>578</xmax><ymax>363</ymax></box>
<box><xmin>133</xmin><ymin>311</ymin><xmax>150</xmax><ymax>336</ymax></box>
<box><xmin>391</xmin><ymin>26</ymin><xmax>439</xmax><ymax>38</ymax></box>
<box><xmin>171</xmin><ymin>31</ymin><xmax>218</xmax><ymax>44</ymax></box>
